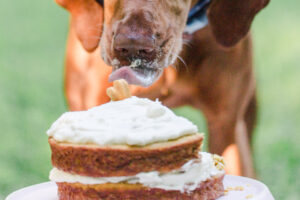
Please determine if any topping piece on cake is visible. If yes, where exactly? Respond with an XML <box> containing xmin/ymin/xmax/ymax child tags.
<box><xmin>106</xmin><ymin>79</ymin><xmax>131</xmax><ymax>101</ymax></box>
<box><xmin>213</xmin><ymin>154</ymin><xmax>226</xmax><ymax>170</ymax></box>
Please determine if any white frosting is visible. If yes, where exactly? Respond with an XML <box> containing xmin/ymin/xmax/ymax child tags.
<box><xmin>47</xmin><ymin>97</ymin><xmax>198</xmax><ymax>146</ymax></box>
<box><xmin>50</xmin><ymin>152</ymin><xmax>224</xmax><ymax>192</ymax></box>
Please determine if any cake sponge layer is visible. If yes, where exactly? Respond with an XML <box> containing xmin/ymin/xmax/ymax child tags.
<box><xmin>49</xmin><ymin>134</ymin><xmax>203</xmax><ymax>177</ymax></box>
<box><xmin>56</xmin><ymin>175</ymin><xmax>224</xmax><ymax>200</ymax></box>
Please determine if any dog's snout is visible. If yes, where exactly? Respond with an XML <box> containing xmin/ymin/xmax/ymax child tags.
<box><xmin>114</xmin><ymin>33</ymin><xmax>155</xmax><ymax>61</ymax></box>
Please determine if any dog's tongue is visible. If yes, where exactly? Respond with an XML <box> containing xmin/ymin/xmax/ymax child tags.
<box><xmin>109</xmin><ymin>66</ymin><xmax>160</xmax><ymax>87</ymax></box>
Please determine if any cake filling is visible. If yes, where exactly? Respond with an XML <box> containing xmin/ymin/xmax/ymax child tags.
<box><xmin>47</xmin><ymin>97</ymin><xmax>198</xmax><ymax>146</ymax></box>
<box><xmin>50</xmin><ymin>152</ymin><xmax>224</xmax><ymax>192</ymax></box>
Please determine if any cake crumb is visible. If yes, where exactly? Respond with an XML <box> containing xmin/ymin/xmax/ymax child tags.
<box><xmin>225</xmin><ymin>186</ymin><xmax>244</xmax><ymax>192</ymax></box>
<box><xmin>130</xmin><ymin>59</ymin><xmax>142</xmax><ymax>68</ymax></box>
<box><xmin>226</xmin><ymin>186</ymin><xmax>234</xmax><ymax>191</ymax></box>
<box><xmin>246</xmin><ymin>184</ymin><xmax>251</xmax><ymax>187</ymax></box>
<box><xmin>213</xmin><ymin>154</ymin><xmax>225</xmax><ymax>170</ymax></box>
<box><xmin>235</xmin><ymin>186</ymin><xmax>244</xmax><ymax>191</ymax></box>
<box><xmin>246</xmin><ymin>194</ymin><xmax>253</xmax><ymax>199</ymax></box>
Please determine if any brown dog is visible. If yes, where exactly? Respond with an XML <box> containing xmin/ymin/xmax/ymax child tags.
<box><xmin>56</xmin><ymin>0</ymin><xmax>269</xmax><ymax>177</ymax></box>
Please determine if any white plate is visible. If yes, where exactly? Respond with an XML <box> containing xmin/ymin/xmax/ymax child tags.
<box><xmin>6</xmin><ymin>175</ymin><xmax>274</xmax><ymax>200</ymax></box>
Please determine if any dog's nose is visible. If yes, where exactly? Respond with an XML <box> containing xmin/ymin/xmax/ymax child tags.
<box><xmin>114</xmin><ymin>33</ymin><xmax>155</xmax><ymax>61</ymax></box>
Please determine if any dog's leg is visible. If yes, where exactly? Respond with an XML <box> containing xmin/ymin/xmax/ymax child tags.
<box><xmin>244</xmin><ymin>93</ymin><xmax>257</xmax><ymax>144</ymax></box>
<box><xmin>64</xmin><ymin>21</ymin><xmax>112</xmax><ymax>111</ymax></box>
<box><xmin>233</xmin><ymin>92</ymin><xmax>257</xmax><ymax>177</ymax></box>
<box><xmin>189</xmin><ymin>35</ymin><xmax>256</xmax><ymax>177</ymax></box>
<box><xmin>205</xmin><ymin>115</ymin><xmax>255</xmax><ymax>177</ymax></box>
<box><xmin>235</xmin><ymin>119</ymin><xmax>256</xmax><ymax>178</ymax></box>
<box><xmin>204</xmin><ymin>94</ymin><xmax>256</xmax><ymax>178</ymax></box>
<box><xmin>205</xmin><ymin>114</ymin><xmax>240</xmax><ymax>174</ymax></box>
<box><xmin>234</xmin><ymin>91</ymin><xmax>257</xmax><ymax>178</ymax></box>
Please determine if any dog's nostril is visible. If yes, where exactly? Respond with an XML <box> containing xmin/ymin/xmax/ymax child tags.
<box><xmin>138</xmin><ymin>50</ymin><xmax>146</xmax><ymax>55</ymax></box>
<box><xmin>115</xmin><ymin>47</ymin><xmax>129</xmax><ymax>53</ymax></box>
<box><xmin>121</xmin><ymin>48</ymin><xmax>128</xmax><ymax>53</ymax></box>
<box><xmin>138</xmin><ymin>49</ymin><xmax>150</xmax><ymax>55</ymax></box>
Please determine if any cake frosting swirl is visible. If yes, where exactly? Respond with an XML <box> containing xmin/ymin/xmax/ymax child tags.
<box><xmin>47</xmin><ymin>97</ymin><xmax>198</xmax><ymax>146</ymax></box>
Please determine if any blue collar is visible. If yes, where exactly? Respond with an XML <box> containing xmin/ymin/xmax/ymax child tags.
<box><xmin>184</xmin><ymin>0</ymin><xmax>210</xmax><ymax>34</ymax></box>
<box><xmin>96</xmin><ymin>0</ymin><xmax>104</xmax><ymax>6</ymax></box>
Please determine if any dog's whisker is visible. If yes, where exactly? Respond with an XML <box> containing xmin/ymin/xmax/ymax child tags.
<box><xmin>182</xmin><ymin>41</ymin><xmax>193</xmax><ymax>48</ymax></box>
<box><xmin>183</xmin><ymin>39</ymin><xmax>192</xmax><ymax>44</ymax></box>
<box><xmin>177</xmin><ymin>55</ymin><xmax>187</xmax><ymax>68</ymax></box>
<box><xmin>183</xmin><ymin>42</ymin><xmax>192</xmax><ymax>48</ymax></box>
<box><xmin>177</xmin><ymin>55</ymin><xmax>189</xmax><ymax>73</ymax></box>
<box><xmin>170</xmin><ymin>53</ymin><xmax>189</xmax><ymax>73</ymax></box>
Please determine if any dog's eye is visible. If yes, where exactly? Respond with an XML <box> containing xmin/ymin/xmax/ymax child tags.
<box><xmin>94</xmin><ymin>0</ymin><xmax>104</xmax><ymax>6</ymax></box>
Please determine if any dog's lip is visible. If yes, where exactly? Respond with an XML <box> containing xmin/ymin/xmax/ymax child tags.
<box><xmin>109</xmin><ymin>66</ymin><xmax>162</xmax><ymax>87</ymax></box>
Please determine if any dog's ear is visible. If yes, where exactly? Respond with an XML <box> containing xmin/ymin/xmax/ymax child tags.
<box><xmin>207</xmin><ymin>0</ymin><xmax>270</xmax><ymax>47</ymax></box>
<box><xmin>56</xmin><ymin>0</ymin><xmax>103</xmax><ymax>52</ymax></box>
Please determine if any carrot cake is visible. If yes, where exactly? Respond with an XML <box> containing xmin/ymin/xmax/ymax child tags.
<box><xmin>47</xmin><ymin>80</ymin><xmax>225</xmax><ymax>200</ymax></box>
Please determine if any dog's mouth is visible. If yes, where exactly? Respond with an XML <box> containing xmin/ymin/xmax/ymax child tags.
<box><xmin>109</xmin><ymin>60</ymin><xmax>163</xmax><ymax>87</ymax></box>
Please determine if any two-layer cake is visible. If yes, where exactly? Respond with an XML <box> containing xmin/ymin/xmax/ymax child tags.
<box><xmin>47</xmin><ymin>82</ymin><xmax>225</xmax><ymax>199</ymax></box>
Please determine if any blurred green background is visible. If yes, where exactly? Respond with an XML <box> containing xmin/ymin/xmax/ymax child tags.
<box><xmin>0</xmin><ymin>0</ymin><xmax>299</xmax><ymax>199</ymax></box>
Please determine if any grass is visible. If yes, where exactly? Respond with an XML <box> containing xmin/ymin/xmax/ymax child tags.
<box><xmin>0</xmin><ymin>0</ymin><xmax>299</xmax><ymax>199</ymax></box>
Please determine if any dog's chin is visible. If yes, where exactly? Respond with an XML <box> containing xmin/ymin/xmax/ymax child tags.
<box><xmin>109</xmin><ymin>66</ymin><xmax>163</xmax><ymax>87</ymax></box>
